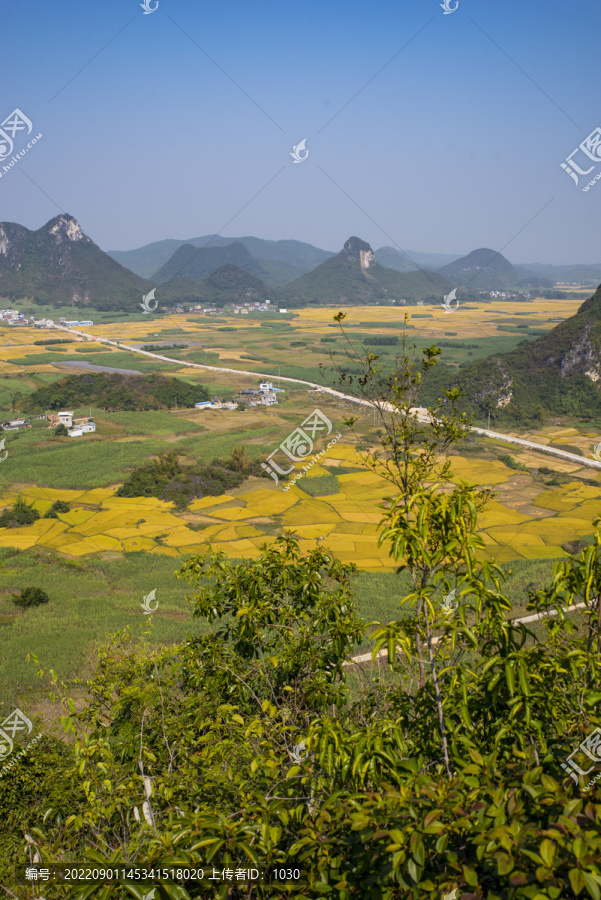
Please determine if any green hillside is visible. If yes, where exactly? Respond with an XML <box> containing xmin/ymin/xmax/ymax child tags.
<box><xmin>420</xmin><ymin>283</ymin><xmax>601</xmax><ymax>422</ymax></box>
<box><xmin>0</xmin><ymin>215</ymin><xmax>152</xmax><ymax>311</ymax></box>
<box><xmin>283</xmin><ymin>236</ymin><xmax>453</xmax><ymax>304</ymax></box>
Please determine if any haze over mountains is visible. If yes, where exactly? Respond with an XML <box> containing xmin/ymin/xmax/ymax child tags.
<box><xmin>1</xmin><ymin>215</ymin><xmax>600</xmax><ymax>313</ymax></box>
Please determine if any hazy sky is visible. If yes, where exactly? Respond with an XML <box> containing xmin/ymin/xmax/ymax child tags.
<box><xmin>1</xmin><ymin>0</ymin><xmax>600</xmax><ymax>263</ymax></box>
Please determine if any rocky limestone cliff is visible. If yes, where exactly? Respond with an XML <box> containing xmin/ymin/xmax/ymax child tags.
<box><xmin>48</xmin><ymin>214</ymin><xmax>91</xmax><ymax>244</ymax></box>
<box><xmin>559</xmin><ymin>325</ymin><xmax>601</xmax><ymax>382</ymax></box>
<box><xmin>342</xmin><ymin>236</ymin><xmax>375</xmax><ymax>269</ymax></box>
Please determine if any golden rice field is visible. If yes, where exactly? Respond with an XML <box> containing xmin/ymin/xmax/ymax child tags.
<box><xmin>0</xmin><ymin>293</ymin><xmax>587</xmax><ymax>373</ymax></box>
<box><xmin>0</xmin><ymin>442</ymin><xmax>599</xmax><ymax>570</ymax></box>
<box><xmin>289</xmin><ymin>297</ymin><xmax>586</xmax><ymax>340</ymax></box>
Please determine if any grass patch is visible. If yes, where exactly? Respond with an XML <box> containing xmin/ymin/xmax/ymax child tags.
<box><xmin>296</xmin><ymin>474</ymin><xmax>340</xmax><ymax>496</ymax></box>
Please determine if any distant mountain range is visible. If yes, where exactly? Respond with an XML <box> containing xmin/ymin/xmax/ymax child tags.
<box><xmin>1</xmin><ymin>216</ymin><xmax>599</xmax><ymax>315</ymax></box>
<box><xmin>437</xmin><ymin>248</ymin><xmax>552</xmax><ymax>290</ymax></box>
<box><xmin>152</xmin><ymin>240</ymin><xmax>298</xmax><ymax>288</ymax></box>
<box><xmin>108</xmin><ymin>234</ymin><xmax>334</xmax><ymax>283</ymax></box>
<box><xmin>421</xmin><ymin>284</ymin><xmax>601</xmax><ymax>420</ymax></box>
<box><xmin>374</xmin><ymin>247</ymin><xmax>462</xmax><ymax>272</ymax></box>
<box><xmin>159</xmin><ymin>264</ymin><xmax>278</xmax><ymax>306</ymax></box>
<box><xmin>0</xmin><ymin>215</ymin><xmax>152</xmax><ymax>310</ymax></box>
<box><xmin>516</xmin><ymin>262</ymin><xmax>601</xmax><ymax>285</ymax></box>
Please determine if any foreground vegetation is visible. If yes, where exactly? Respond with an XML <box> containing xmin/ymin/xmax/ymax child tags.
<box><xmin>1</xmin><ymin>336</ymin><xmax>600</xmax><ymax>899</ymax></box>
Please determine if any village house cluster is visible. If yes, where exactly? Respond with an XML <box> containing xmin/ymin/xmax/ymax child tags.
<box><xmin>195</xmin><ymin>381</ymin><xmax>283</xmax><ymax>410</ymax></box>
<box><xmin>0</xmin><ymin>308</ymin><xmax>29</xmax><ymax>326</ymax></box>
<box><xmin>0</xmin><ymin>411</ymin><xmax>96</xmax><ymax>437</ymax></box>
<box><xmin>54</xmin><ymin>411</ymin><xmax>96</xmax><ymax>437</ymax></box>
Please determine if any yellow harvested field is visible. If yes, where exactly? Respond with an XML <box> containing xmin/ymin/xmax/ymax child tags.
<box><xmin>59</xmin><ymin>509</ymin><xmax>97</xmax><ymax>526</ymax></box>
<box><xmin>163</xmin><ymin>527</ymin><xmax>208</xmax><ymax>547</ymax></box>
<box><xmin>150</xmin><ymin>546</ymin><xmax>180</xmax><ymax>557</ymax></box>
<box><xmin>120</xmin><ymin>536</ymin><xmax>158</xmax><ymax>552</ymax></box>
<box><xmin>0</xmin><ymin>532</ymin><xmax>39</xmax><ymax>549</ymax></box>
<box><xmin>16</xmin><ymin>487</ymin><xmax>87</xmax><ymax>503</ymax></box>
<box><xmin>448</xmin><ymin>457</ymin><xmax>510</xmax><ymax>484</ymax></box>
<box><xmin>0</xmin><ymin>395</ymin><xmax>597</xmax><ymax>566</ymax></box>
<box><xmin>188</xmin><ymin>495</ymin><xmax>235</xmax><ymax>510</ymax></box>
<box><xmin>485</xmin><ymin>528</ymin><xmax>547</xmax><ymax>548</ymax></box>
<box><xmin>77</xmin><ymin>488</ymin><xmax>120</xmax><ymax>505</ymax></box>
<box><xmin>238</xmin><ymin>489</ymin><xmax>298</xmax><ymax>514</ymax></box>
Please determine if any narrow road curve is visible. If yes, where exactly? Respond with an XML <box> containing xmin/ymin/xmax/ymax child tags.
<box><xmin>52</xmin><ymin>324</ymin><xmax>601</xmax><ymax>472</ymax></box>
<box><xmin>347</xmin><ymin>601</ymin><xmax>587</xmax><ymax>666</ymax></box>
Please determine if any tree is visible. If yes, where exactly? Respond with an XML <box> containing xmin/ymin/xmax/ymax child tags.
<box><xmin>12</xmin><ymin>586</ymin><xmax>50</xmax><ymax>608</ymax></box>
<box><xmin>0</xmin><ymin>496</ymin><xmax>40</xmax><ymax>528</ymax></box>
<box><xmin>54</xmin><ymin>423</ymin><xmax>69</xmax><ymax>436</ymax></box>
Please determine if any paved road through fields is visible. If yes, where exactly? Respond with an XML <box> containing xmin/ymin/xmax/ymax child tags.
<box><xmin>51</xmin><ymin>324</ymin><xmax>601</xmax><ymax>472</ymax></box>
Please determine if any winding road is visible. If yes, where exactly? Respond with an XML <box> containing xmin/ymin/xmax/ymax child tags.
<box><xmin>51</xmin><ymin>324</ymin><xmax>601</xmax><ymax>472</ymax></box>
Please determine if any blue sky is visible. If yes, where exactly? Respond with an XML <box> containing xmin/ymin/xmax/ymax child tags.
<box><xmin>1</xmin><ymin>0</ymin><xmax>600</xmax><ymax>263</ymax></box>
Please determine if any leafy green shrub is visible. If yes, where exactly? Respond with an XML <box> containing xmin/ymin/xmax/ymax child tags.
<box><xmin>290</xmin><ymin>341</ymin><xmax>307</xmax><ymax>347</ymax></box>
<box><xmin>363</xmin><ymin>336</ymin><xmax>398</xmax><ymax>346</ymax></box>
<box><xmin>12</xmin><ymin>586</ymin><xmax>50</xmax><ymax>608</ymax></box>
<box><xmin>498</xmin><ymin>453</ymin><xmax>529</xmax><ymax>471</ymax></box>
<box><xmin>54</xmin><ymin>423</ymin><xmax>69</xmax><ymax>436</ymax></box>
<box><xmin>0</xmin><ymin>498</ymin><xmax>40</xmax><ymax>528</ymax></box>
<box><xmin>116</xmin><ymin>449</ymin><xmax>264</xmax><ymax>509</ymax></box>
<box><xmin>43</xmin><ymin>500</ymin><xmax>71</xmax><ymax>519</ymax></box>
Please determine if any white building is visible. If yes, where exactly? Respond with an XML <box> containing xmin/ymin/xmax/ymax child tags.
<box><xmin>58</xmin><ymin>411</ymin><xmax>73</xmax><ymax>428</ymax></box>
<box><xmin>68</xmin><ymin>422</ymin><xmax>95</xmax><ymax>437</ymax></box>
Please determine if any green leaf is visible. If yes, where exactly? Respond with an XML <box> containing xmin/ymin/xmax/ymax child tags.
<box><xmin>583</xmin><ymin>873</ymin><xmax>601</xmax><ymax>900</ymax></box>
<box><xmin>463</xmin><ymin>865</ymin><xmax>478</xmax><ymax>887</ymax></box>
<box><xmin>569</xmin><ymin>868</ymin><xmax>586</xmax><ymax>895</ymax></box>
<box><xmin>539</xmin><ymin>839</ymin><xmax>556</xmax><ymax>867</ymax></box>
